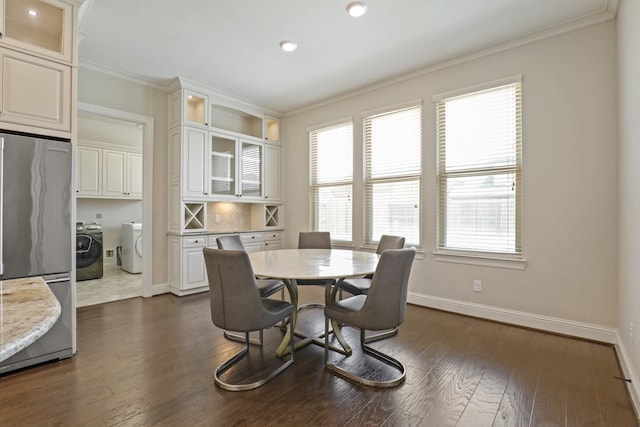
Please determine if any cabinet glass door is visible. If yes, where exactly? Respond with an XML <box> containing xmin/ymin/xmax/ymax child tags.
<box><xmin>210</xmin><ymin>134</ymin><xmax>237</xmax><ymax>196</ymax></box>
<box><xmin>240</xmin><ymin>140</ymin><xmax>262</xmax><ymax>198</ymax></box>
<box><xmin>184</xmin><ymin>90</ymin><xmax>208</xmax><ymax>127</ymax></box>
<box><xmin>4</xmin><ymin>0</ymin><xmax>67</xmax><ymax>56</ymax></box>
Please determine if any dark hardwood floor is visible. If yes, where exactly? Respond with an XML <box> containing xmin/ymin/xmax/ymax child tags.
<box><xmin>1</xmin><ymin>291</ymin><xmax>637</xmax><ymax>426</ymax></box>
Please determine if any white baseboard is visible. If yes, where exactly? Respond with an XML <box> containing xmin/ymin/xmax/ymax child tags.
<box><xmin>152</xmin><ymin>282</ymin><xmax>170</xmax><ymax>296</ymax></box>
<box><xmin>408</xmin><ymin>292</ymin><xmax>617</xmax><ymax>343</ymax></box>
<box><xmin>615</xmin><ymin>331</ymin><xmax>640</xmax><ymax>420</ymax></box>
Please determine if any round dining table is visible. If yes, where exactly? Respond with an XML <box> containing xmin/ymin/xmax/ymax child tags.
<box><xmin>248</xmin><ymin>248</ymin><xmax>380</xmax><ymax>357</ymax></box>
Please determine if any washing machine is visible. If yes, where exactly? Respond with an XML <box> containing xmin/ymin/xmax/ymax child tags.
<box><xmin>121</xmin><ymin>223</ymin><xmax>142</xmax><ymax>274</ymax></box>
<box><xmin>76</xmin><ymin>223</ymin><xmax>103</xmax><ymax>281</ymax></box>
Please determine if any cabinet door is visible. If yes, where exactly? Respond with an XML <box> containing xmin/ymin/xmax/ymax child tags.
<box><xmin>183</xmin><ymin>90</ymin><xmax>209</xmax><ymax>128</ymax></box>
<box><xmin>76</xmin><ymin>146</ymin><xmax>101</xmax><ymax>197</ymax></box>
<box><xmin>264</xmin><ymin>115</ymin><xmax>281</xmax><ymax>144</ymax></box>
<box><xmin>210</xmin><ymin>132</ymin><xmax>238</xmax><ymax>198</ymax></box>
<box><xmin>263</xmin><ymin>240</ymin><xmax>281</xmax><ymax>251</ymax></box>
<box><xmin>182</xmin><ymin>247</ymin><xmax>207</xmax><ymax>290</ymax></box>
<box><xmin>183</xmin><ymin>127</ymin><xmax>208</xmax><ymax>199</ymax></box>
<box><xmin>102</xmin><ymin>149</ymin><xmax>126</xmax><ymax>197</ymax></box>
<box><xmin>264</xmin><ymin>144</ymin><xmax>281</xmax><ymax>201</ymax></box>
<box><xmin>0</xmin><ymin>48</ymin><xmax>71</xmax><ymax>132</ymax></box>
<box><xmin>127</xmin><ymin>152</ymin><xmax>143</xmax><ymax>198</ymax></box>
<box><xmin>240</xmin><ymin>139</ymin><xmax>263</xmax><ymax>199</ymax></box>
<box><xmin>0</xmin><ymin>0</ymin><xmax>73</xmax><ymax>63</ymax></box>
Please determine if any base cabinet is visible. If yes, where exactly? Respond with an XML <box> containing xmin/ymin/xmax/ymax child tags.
<box><xmin>168</xmin><ymin>230</ymin><xmax>284</xmax><ymax>296</ymax></box>
<box><xmin>168</xmin><ymin>235</ymin><xmax>209</xmax><ymax>296</ymax></box>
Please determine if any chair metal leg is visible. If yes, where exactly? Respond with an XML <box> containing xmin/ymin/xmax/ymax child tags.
<box><xmin>215</xmin><ymin>320</ymin><xmax>295</xmax><ymax>391</ymax></box>
<box><xmin>224</xmin><ymin>329</ymin><xmax>263</xmax><ymax>346</ymax></box>
<box><xmin>363</xmin><ymin>326</ymin><xmax>399</xmax><ymax>343</ymax></box>
<box><xmin>324</xmin><ymin>318</ymin><xmax>406</xmax><ymax>388</ymax></box>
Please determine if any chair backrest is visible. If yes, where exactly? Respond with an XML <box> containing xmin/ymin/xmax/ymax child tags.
<box><xmin>298</xmin><ymin>231</ymin><xmax>331</xmax><ymax>249</ymax></box>
<box><xmin>217</xmin><ymin>234</ymin><xmax>245</xmax><ymax>251</ymax></box>
<box><xmin>361</xmin><ymin>248</ymin><xmax>416</xmax><ymax>330</ymax></box>
<box><xmin>376</xmin><ymin>235</ymin><xmax>405</xmax><ymax>254</ymax></box>
<box><xmin>203</xmin><ymin>248</ymin><xmax>266</xmax><ymax>332</ymax></box>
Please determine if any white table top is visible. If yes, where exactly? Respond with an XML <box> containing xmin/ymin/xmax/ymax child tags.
<box><xmin>249</xmin><ymin>249</ymin><xmax>379</xmax><ymax>280</ymax></box>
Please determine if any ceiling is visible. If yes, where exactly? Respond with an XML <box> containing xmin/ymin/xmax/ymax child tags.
<box><xmin>78</xmin><ymin>0</ymin><xmax>617</xmax><ymax>114</ymax></box>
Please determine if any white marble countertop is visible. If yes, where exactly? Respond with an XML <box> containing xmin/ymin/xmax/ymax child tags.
<box><xmin>0</xmin><ymin>277</ymin><xmax>61</xmax><ymax>362</ymax></box>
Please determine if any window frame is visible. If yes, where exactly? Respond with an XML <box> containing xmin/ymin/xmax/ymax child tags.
<box><xmin>433</xmin><ymin>75</ymin><xmax>525</xmax><ymax>269</ymax></box>
<box><xmin>308</xmin><ymin>118</ymin><xmax>354</xmax><ymax>244</ymax></box>
<box><xmin>363</xmin><ymin>101</ymin><xmax>423</xmax><ymax>249</ymax></box>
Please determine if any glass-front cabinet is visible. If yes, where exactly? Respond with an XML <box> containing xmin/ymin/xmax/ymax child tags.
<box><xmin>0</xmin><ymin>0</ymin><xmax>73</xmax><ymax>63</ymax></box>
<box><xmin>240</xmin><ymin>140</ymin><xmax>262</xmax><ymax>198</ymax></box>
<box><xmin>210</xmin><ymin>133</ymin><xmax>237</xmax><ymax>197</ymax></box>
<box><xmin>209</xmin><ymin>132</ymin><xmax>263</xmax><ymax>200</ymax></box>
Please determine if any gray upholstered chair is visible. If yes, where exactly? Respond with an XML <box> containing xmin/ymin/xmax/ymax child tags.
<box><xmin>203</xmin><ymin>248</ymin><xmax>294</xmax><ymax>391</ymax></box>
<box><xmin>216</xmin><ymin>234</ymin><xmax>286</xmax><ymax>345</ymax></box>
<box><xmin>297</xmin><ymin>231</ymin><xmax>333</xmax><ymax>308</ymax></box>
<box><xmin>332</xmin><ymin>235</ymin><xmax>405</xmax><ymax>343</ymax></box>
<box><xmin>324</xmin><ymin>247</ymin><xmax>416</xmax><ymax>388</ymax></box>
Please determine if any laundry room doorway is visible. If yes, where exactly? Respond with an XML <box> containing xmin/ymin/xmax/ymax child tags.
<box><xmin>75</xmin><ymin>103</ymin><xmax>153</xmax><ymax>306</ymax></box>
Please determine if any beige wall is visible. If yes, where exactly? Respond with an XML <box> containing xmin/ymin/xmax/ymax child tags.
<box><xmin>78</xmin><ymin>68</ymin><xmax>169</xmax><ymax>286</ymax></box>
<box><xmin>283</xmin><ymin>21</ymin><xmax>618</xmax><ymax>328</ymax></box>
<box><xmin>617</xmin><ymin>0</ymin><xmax>640</xmax><ymax>407</ymax></box>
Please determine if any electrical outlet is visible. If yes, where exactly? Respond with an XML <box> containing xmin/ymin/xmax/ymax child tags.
<box><xmin>105</xmin><ymin>249</ymin><xmax>114</xmax><ymax>258</ymax></box>
<box><xmin>473</xmin><ymin>280</ymin><xmax>482</xmax><ymax>292</ymax></box>
<box><xmin>630</xmin><ymin>322</ymin><xmax>634</xmax><ymax>344</ymax></box>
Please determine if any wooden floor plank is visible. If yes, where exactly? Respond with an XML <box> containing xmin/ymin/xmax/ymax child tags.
<box><xmin>0</xmin><ymin>293</ymin><xmax>636</xmax><ymax>426</ymax></box>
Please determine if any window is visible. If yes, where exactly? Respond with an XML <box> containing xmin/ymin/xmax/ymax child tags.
<box><xmin>364</xmin><ymin>103</ymin><xmax>422</xmax><ymax>247</ymax></box>
<box><xmin>309</xmin><ymin>120</ymin><xmax>353</xmax><ymax>242</ymax></box>
<box><xmin>435</xmin><ymin>78</ymin><xmax>522</xmax><ymax>255</ymax></box>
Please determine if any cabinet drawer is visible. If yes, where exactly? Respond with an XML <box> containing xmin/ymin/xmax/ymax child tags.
<box><xmin>265</xmin><ymin>231</ymin><xmax>282</xmax><ymax>241</ymax></box>
<box><xmin>241</xmin><ymin>232</ymin><xmax>265</xmax><ymax>244</ymax></box>
<box><xmin>183</xmin><ymin>236</ymin><xmax>207</xmax><ymax>248</ymax></box>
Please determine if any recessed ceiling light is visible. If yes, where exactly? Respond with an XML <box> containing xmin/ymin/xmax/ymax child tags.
<box><xmin>280</xmin><ymin>41</ymin><xmax>298</xmax><ymax>52</ymax></box>
<box><xmin>346</xmin><ymin>2</ymin><xmax>367</xmax><ymax>17</ymax></box>
<box><xmin>27</xmin><ymin>9</ymin><xmax>39</xmax><ymax>17</ymax></box>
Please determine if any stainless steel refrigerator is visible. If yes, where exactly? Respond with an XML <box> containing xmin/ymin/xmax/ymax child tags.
<box><xmin>0</xmin><ymin>132</ymin><xmax>73</xmax><ymax>374</ymax></box>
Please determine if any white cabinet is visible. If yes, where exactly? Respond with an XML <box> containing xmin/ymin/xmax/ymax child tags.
<box><xmin>263</xmin><ymin>144</ymin><xmax>281</xmax><ymax>201</ymax></box>
<box><xmin>0</xmin><ymin>0</ymin><xmax>74</xmax><ymax>64</ymax></box>
<box><xmin>182</xmin><ymin>126</ymin><xmax>208</xmax><ymax>199</ymax></box>
<box><xmin>76</xmin><ymin>145</ymin><xmax>101</xmax><ymax>197</ymax></box>
<box><xmin>0</xmin><ymin>0</ymin><xmax>79</xmax><ymax>138</ymax></box>
<box><xmin>168</xmin><ymin>235</ymin><xmax>209</xmax><ymax>296</ymax></box>
<box><xmin>0</xmin><ymin>48</ymin><xmax>71</xmax><ymax>132</ymax></box>
<box><xmin>76</xmin><ymin>142</ymin><xmax>142</xmax><ymax>200</ymax></box>
<box><xmin>209</xmin><ymin>132</ymin><xmax>264</xmax><ymax>201</ymax></box>
<box><xmin>264</xmin><ymin>115</ymin><xmax>281</xmax><ymax>145</ymax></box>
<box><xmin>102</xmin><ymin>149</ymin><xmax>142</xmax><ymax>199</ymax></box>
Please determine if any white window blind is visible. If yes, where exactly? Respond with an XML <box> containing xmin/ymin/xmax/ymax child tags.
<box><xmin>436</xmin><ymin>81</ymin><xmax>522</xmax><ymax>254</ymax></box>
<box><xmin>364</xmin><ymin>104</ymin><xmax>422</xmax><ymax>247</ymax></box>
<box><xmin>310</xmin><ymin>121</ymin><xmax>353</xmax><ymax>242</ymax></box>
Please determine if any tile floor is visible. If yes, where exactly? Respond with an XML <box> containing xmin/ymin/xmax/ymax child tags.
<box><xmin>76</xmin><ymin>267</ymin><xmax>142</xmax><ymax>307</ymax></box>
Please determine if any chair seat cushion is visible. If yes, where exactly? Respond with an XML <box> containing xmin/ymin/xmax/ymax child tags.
<box><xmin>339</xmin><ymin>278</ymin><xmax>372</xmax><ymax>296</ymax></box>
<box><xmin>324</xmin><ymin>295</ymin><xmax>367</xmax><ymax>323</ymax></box>
<box><xmin>256</xmin><ymin>279</ymin><xmax>285</xmax><ymax>298</ymax></box>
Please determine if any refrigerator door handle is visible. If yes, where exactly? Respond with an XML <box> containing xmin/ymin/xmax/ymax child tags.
<box><xmin>0</xmin><ymin>137</ymin><xmax>4</xmax><ymax>276</ymax></box>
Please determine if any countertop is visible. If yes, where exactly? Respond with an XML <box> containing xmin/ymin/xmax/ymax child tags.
<box><xmin>167</xmin><ymin>228</ymin><xmax>284</xmax><ymax>236</ymax></box>
<box><xmin>0</xmin><ymin>277</ymin><xmax>61</xmax><ymax>362</ymax></box>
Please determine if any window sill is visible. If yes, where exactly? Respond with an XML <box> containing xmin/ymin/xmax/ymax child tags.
<box><xmin>433</xmin><ymin>250</ymin><xmax>526</xmax><ymax>270</ymax></box>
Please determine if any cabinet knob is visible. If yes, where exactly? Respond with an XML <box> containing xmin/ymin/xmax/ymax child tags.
<box><xmin>0</xmin><ymin>32</ymin><xmax>3</xmax><ymax>39</ymax></box>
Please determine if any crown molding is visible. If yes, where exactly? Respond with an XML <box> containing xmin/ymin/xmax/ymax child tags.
<box><xmin>285</xmin><ymin>4</ymin><xmax>619</xmax><ymax>117</ymax></box>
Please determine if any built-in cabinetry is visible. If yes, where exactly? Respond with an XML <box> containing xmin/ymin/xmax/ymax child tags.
<box><xmin>168</xmin><ymin>230</ymin><xmax>283</xmax><ymax>296</ymax></box>
<box><xmin>167</xmin><ymin>78</ymin><xmax>283</xmax><ymax>234</ymax></box>
<box><xmin>76</xmin><ymin>140</ymin><xmax>143</xmax><ymax>199</ymax></box>
<box><xmin>0</xmin><ymin>0</ymin><xmax>80</xmax><ymax>139</ymax></box>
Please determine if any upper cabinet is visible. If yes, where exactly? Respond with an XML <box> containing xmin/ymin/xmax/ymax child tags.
<box><xmin>0</xmin><ymin>0</ymin><xmax>80</xmax><ymax>139</ymax></box>
<box><xmin>264</xmin><ymin>115</ymin><xmax>281</xmax><ymax>145</ymax></box>
<box><xmin>0</xmin><ymin>0</ymin><xmax>74</xmax><ymax>64</ymax></box>
<box><xmin>77</xmin><ymin>140</ymin><xmax>143</xmax><ymax>200</ymax></box>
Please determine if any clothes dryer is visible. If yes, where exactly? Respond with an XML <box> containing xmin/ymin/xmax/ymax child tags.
<box><xmin>121</xmin><ymin>223</ymin><xmax>142</xmax><ymax>274</ymax></box>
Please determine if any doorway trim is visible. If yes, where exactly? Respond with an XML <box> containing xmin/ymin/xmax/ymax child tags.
<box><xmin>78</xmin><ymin>102</ymin><xmax>154</xmax><ymax>298</ymax></box>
